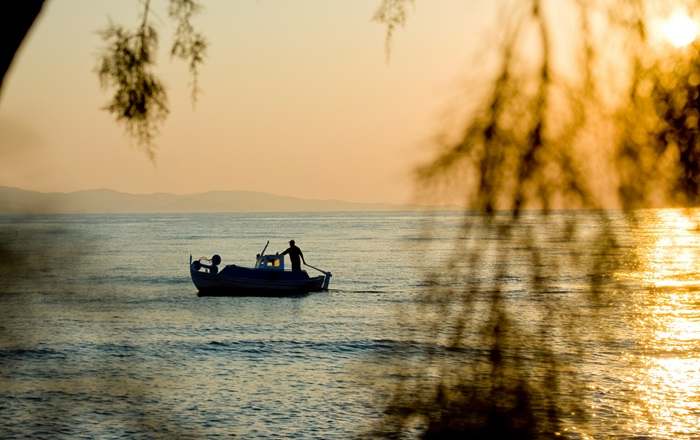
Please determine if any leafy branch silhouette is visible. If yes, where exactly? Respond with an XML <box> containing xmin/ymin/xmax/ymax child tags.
<box><xmin>96</xmin><ymin>0</ymin><xmax>207</xmax><ymax>158</ymax></box>
<box><xmin>375</xmin><ymin>1</ymin><xmax>700</xmax><ymax>437</ymax></box>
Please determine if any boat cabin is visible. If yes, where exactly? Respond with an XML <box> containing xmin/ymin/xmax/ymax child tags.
<box><xmin>255</xmin><ymin>254</ymin><xmax>285</xmax><ymax>271</ymax></box>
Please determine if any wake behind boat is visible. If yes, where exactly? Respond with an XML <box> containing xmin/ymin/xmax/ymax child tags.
<box><xmin>190</xmin><ymin>241</ymin><xmax>332</xmax><ymax>296</ymax></box>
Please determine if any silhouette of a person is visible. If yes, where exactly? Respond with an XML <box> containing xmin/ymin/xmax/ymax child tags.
<box><xmin>280</xmin><ymin>240</ymin><xmax>305</xmax><ymax>272</ymax></box>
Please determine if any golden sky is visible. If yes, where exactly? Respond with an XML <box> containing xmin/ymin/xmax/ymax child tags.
<box><xmin>0</xmin><ymin>0</ymin><xmax>493</xmax><ymax>204</ymax></box>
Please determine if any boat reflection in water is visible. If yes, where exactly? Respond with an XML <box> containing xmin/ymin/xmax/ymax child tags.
<box><xmin>190</xmin><ymin>242</ymin><xmax>332</xmax><ymax>297</ymax></box>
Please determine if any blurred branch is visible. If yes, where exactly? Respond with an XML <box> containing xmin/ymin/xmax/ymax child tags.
<box><xmin>377</xmin><ymin>0</ymin><xmax>664</xmax><ymax>437</ymax></box>
<box><xmin>373</xmin><ymin>0</ymin><xmax>414</xmax><ymax>61</ymax></box>
<box><xmin>169</xmin><ymin>0</ymin><xmax>207</xmax><ymax>102</ymax></box>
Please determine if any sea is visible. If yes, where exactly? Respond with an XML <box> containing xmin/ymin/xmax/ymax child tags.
<box><xmin>0</xmin><ymin>211</ymin><xmax>698</xmax><ymax>439</ymax></box>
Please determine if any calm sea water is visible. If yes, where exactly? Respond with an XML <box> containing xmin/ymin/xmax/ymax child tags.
<box><xmin>0</xmin><ymin>211</ymin><xmax>698</xmax><ymax>438</ymax></box>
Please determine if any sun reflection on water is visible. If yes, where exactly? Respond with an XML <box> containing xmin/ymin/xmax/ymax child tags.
<box><xmin>625</xmin><ymin>209</ymin><xmax>700</xmax><ymax>437</ymax></box>
<box><xmin>644</xmin><ymin>210</ymin><xmax>700</xmax><ymax>288</ymax></box>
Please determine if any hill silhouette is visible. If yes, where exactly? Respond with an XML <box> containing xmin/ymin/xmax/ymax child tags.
<box><xmin>0</xmin><ymin>186</ymin><xmax>432</xmax><ymax>213</ymax></box>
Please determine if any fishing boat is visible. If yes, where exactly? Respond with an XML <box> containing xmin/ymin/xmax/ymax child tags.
<box><xmin>190</xmin><ymin>241</ymin><xmax>332</xmax><ymax>296</ymax></box>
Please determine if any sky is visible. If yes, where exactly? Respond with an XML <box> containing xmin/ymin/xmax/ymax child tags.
<box><xmin>0</xmin><ymin>0</ymin><xmax>495</xmax><ymax>204</ymax></box>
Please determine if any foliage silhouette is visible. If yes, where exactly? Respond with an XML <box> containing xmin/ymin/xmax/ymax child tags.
<box><xmin>375</xmin><ymin>0</ymin><xmax>700</xmax><ymax>438</ymax></box>
<box><xmin>96</xmin><ymin>0</ymin><xmax>207</xmax><ymax>158</ymax></box>
<box><xmin>169</xmin><ymin>0</ymin><xmax>207</xmax><ymax>102</ymax></box>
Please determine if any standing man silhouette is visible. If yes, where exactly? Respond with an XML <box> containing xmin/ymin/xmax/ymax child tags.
<box><xmin>280</xmin><ymin>240</ymin><xmax>305</xmax><ymax>273</ymax></box>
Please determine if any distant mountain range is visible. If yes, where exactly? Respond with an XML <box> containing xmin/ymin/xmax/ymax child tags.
<box><xmin>0</xmin><ymin>186</ymin><xmax>432</xmax><ymax>213</ymax></box>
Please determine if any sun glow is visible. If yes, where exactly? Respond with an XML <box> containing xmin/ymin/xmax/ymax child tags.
<box><xmin>659</xmin><ymin>9</ymin><xmax>699</xmax><ymax>48</ymax></box>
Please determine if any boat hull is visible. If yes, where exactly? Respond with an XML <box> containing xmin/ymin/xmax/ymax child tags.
<box><xmin>191</xmin><ymin>264</ymin><xmax>328</xmax><ymax>296</ymax></box>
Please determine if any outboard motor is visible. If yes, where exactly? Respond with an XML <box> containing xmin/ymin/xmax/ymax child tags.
<box><xmin>322</xmin><ymin>272</ymin><xmax>332</xmax><ymax>290</ymax></box>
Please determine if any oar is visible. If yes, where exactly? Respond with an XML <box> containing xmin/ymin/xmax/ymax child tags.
<box><xmin>304</xmin><ymin>262</ymin><xmax>330</xmax><ymax>275</ymax></box>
